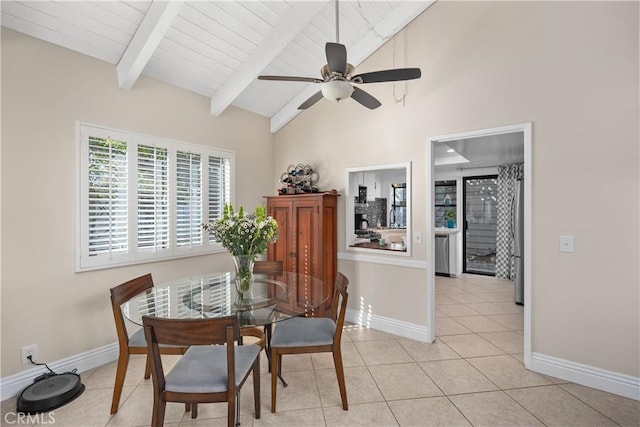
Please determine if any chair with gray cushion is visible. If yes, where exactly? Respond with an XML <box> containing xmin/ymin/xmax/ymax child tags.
<box><xmin>109</xmin><ymin>274</ymin><xmax>188</xmax><ymax>414</ymax></box>
<box><xmin>269</xmin><ymin>272</ymin><xmax>349</xmax><ymax>412</ymax></box>
<box><xmin>142</xmin><ymin>315</ymin><xmax>261</xmax><ymax>427</ymax></box>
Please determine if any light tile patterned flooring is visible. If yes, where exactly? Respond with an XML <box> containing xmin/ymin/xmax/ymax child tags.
<box><xmin>2</xmin><ymin>274</ymin><xmax>638</xmax><ymax>426</ymax></box>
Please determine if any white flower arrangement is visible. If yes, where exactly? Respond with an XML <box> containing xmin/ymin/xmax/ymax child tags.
<box><xmin>203</xmin><ymin>204</ymin><xmax>279</xmax><ymax>256</ymax></box>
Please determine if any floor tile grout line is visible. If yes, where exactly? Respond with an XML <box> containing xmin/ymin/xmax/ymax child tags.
<box><xmin>12</xmin><ymin>275</ymin><xmax>634</xmax><ymax>426</ymax></box>
<box><xmin>554</xmin><ymin>384</ymin><xmax>625</xmax><ymax>427</ymax></box>
<box><xmin>436</xmin><ymin>278</ymin><xmax>584</xmax><ymax>425</ymax></box>
<box><xmin>438</xmin><ymin>298</ymin><xmax>545</xmax><ymax>425</ymax></box>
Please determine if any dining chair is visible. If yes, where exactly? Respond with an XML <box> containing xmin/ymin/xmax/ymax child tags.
<box><xmin>269</xmin><ymin>272</ymin><xmax>349</xmax><ymax>412</ymax></box>
<box><xmin>252</xmin><ymin>259</ymin><xmax>283</xmax><ymax>365</ymax></box>
<box><xmin>142</xmin><ymin>315</ymin><xmax>261</xmax><ymax>427</ymax></box>
<box><xmin>109</xmin><ymin>274</ymin><xmax>188</xmax><ymax>414</ymax></box>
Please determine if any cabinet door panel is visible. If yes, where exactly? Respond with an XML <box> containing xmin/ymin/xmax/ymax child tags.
<box><xmin>268</xmin><ymin>203</ymin><xmax>292</xmax><ymax>271</ymax></box>
<box><xmin>293</xmin><ymin>203</ymin><xmax>317</xmax><ymax>276</ymax></box>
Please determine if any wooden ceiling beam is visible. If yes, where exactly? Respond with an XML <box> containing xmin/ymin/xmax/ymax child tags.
<box><xmin>209</xmin><ymin>1</ymin><xmax>329</xmax><ymax>117</ymax></box>
<box><xmin>117</xmin><ymin>1</ymin><xmax>184</xmax><ymax>90</ymax></box>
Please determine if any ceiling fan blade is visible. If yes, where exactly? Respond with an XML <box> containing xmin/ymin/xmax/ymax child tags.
<box><xmin>258</xmin><ymin>75</ymin><xmax>323</xmax><ymax>83</ymax></box>
<box><xmin>326</xmin><ymin>42</ymin><xmax>347</xmax><ymax>75</ymax></box>
<box><xmin>351</xmin><ymin>87</ymin><xmax>381</xmax><ymax>110</ymax></box>
<box><xmin>298</xmin><ymin>91</ymin><xmax>324</xmax><ymax>110</ymax></box>
<box><xmin>352</xmin><ymin>68</ymin><xmax>422</xmax><ymax>84</ymax></box>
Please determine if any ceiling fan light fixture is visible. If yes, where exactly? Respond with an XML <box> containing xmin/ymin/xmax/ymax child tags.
<box><xmin>321</xmin><ymin>80</ymin><xmax>353</xmax><ymax>102</ymax></box>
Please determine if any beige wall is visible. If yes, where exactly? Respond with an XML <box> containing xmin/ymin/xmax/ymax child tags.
<box><xmin>1</xmin><ymin>1</ymin><xmax>638</xmax><ymax>383</ymax></box>
<box><xmin>274</xmin><ymin>1</ymin><xmax>639</xmax><ymax>377</ymax></box>
<box><xmin>0</xmin><ymin>28</ymin><xmax>274</xmax><ymax>377</ymax></box>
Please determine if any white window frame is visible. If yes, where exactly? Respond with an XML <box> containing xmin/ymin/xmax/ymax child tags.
<box><xmin>344</xmin><ymin>162</ymin><xmax>412</xmax><ymax>257</ymax></box>
<box><xmin>75</xmin><ymin>123</ymin><xmax>235</xmax><ymax>272</ymax></box>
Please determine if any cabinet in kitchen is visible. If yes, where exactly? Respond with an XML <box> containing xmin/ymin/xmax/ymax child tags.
<box><xmin>435</xmin><ymin>180</ymin><xmax>457</xmax><ymax>228</ymax></box>
<box><xmin>265</xmin><ymin>192</ymin><xmax>338</xmax><ymax>316</ymax></box>
<box><xmin>361</xmin><ymin>172</ymin><xmax>381</xmax><ymax>201</ymax></box>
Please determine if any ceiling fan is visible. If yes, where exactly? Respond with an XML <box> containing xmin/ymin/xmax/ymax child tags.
<box><xmin>257</xmin><ymin>1</ymin><xmax>421</xmax><ymax>110</ymax></box>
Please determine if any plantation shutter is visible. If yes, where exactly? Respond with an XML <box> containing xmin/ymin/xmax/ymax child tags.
<box><xmin>78</xmin><ymin>123</ymin><xmax>235</xmax><ymax>271</ymax></box>
<box><xmin>207</xmin><ymin>156</ymin><xmax>231</xmax><ymax>241</ymax></box>
<box><xmin>87</xmin><ymin>135</ymin><xmax>128</xmax><ymax>256</ymax></box>
<box><xmin>176</xmin><ymin>151</ymin><xmax>202</xmax><ymax>247</ymax></box>
<box><xmin>137</xmin><ymin>144</ymin><xmax>169</xmax><ymax>251</ymax></box>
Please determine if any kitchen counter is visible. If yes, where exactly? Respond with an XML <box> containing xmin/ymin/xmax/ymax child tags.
<box><xmin>350</xmin><ymin>242</ymin><xmax>407</xmax><ymax>252</ymax></box>
<box><xmin>435</xmin><ymin>228</ymin><xmax>459</xmax><ymax>235</ymax></box>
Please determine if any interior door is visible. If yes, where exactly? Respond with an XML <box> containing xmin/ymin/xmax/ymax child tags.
<box><xmin>463</xmin><ymin>176</ymin><xmax>498</xmax><ymax>275</ymax></box>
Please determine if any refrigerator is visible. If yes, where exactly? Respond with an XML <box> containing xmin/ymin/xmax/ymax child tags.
<box><xmin>512</xmin><ymin>179</ymin><xmax>525</xmax><ymax>305</ymax></box>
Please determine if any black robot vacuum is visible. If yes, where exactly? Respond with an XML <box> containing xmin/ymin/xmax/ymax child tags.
<box><xmin>16</xmin><ymin>372</ymin><xmax>85</xmax><ymax>414</ymax></box>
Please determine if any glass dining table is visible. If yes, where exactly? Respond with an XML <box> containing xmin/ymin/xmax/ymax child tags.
<box><xmin>122</xmin><ymin>271</ymin><xmax>329</xmax><ymax>386</ymax></box>
<box><xmin>122</xmin><ymin>271</ymin><xmax>329</xmax><ymax>328</ymax></box>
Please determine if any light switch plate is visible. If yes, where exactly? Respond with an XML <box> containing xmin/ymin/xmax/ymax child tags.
<box><xmin>560</xmin><ymin>235</ymin><xmax>574</xmax><ymax>253</ymax></box>
<box><xmin>414</xmin><ymin>232</ymin><xmax>423</xmax><ymax>244</ymax></box>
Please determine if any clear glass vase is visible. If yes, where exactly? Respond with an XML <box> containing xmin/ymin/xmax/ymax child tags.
<box><xmin>232</xmin><ymin>254</ymin><xmax>256</xmax><ymax>295</ymax></box>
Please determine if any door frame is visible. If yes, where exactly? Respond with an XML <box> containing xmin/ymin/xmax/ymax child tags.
<box><xmin>426</xmin><ymin>122</ymin><xmax>533</xmax><ymax>368</ymax></box>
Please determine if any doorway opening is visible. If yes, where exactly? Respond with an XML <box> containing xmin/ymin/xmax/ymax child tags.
<box><xmin>426</xmin><ymin>122</ymin><xmax>532</xmax><ymax>367</ymax></box>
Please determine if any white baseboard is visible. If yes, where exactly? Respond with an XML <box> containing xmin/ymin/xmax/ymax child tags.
<box><xmin>4</xmin><ymin>334</ymin><xmax>636</xmax><ymax>404</ymax></box>
<box><xmin>345</xmin><ymin>308</ymin><xmax>432</xmax><ymax>343</ymax></box>
<box><xmin>531</xmin><ymin>352</ymin><xmax>640</xmax><ymax>401</ymax></box>
<box><xmin>342</xmin><ymin>313</ymin><xmax>638</xmax><ymax>401</ymax></box>
<box><xmin>0</xmin><ymin>343</ymin><xmax>119</xmax><ymax>401</ymax></box>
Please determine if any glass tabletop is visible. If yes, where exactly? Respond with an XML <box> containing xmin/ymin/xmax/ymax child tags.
<box><xmin>122</xmin><ymin>271</ymin><xmax>329</xmax><ymax>328</ymax></box>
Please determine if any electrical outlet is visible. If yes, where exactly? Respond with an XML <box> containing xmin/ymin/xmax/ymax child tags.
<box><xmin>21</xmin><ymin>345</ymin><xmax>38</xmax><ymax>366</ymax></box>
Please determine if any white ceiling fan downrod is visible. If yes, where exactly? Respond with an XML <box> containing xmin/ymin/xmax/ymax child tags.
<box><xmin>335</xmin><ymin>0</ymin><xmax>340</xmax><ymax>44</ymax></box>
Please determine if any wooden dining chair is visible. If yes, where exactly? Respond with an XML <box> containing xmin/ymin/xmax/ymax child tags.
<box><xmin>109</xmin><ymin>274</ymin><xmax>188</xmax><ymax>414</ymax></box>
<box><xmin>143</xmin><ymin>315</ymin><xmax>261</xmax><ymax>427</ymax></box>
<box><xmin>269</xmin><ymin>272</ymin><xmax>349</xmax><ymax>413</ymax></box>
<box><xmin>252</xmin><ymin>259</ymin><xmax>283</xmax><ymax>363</ymax></box>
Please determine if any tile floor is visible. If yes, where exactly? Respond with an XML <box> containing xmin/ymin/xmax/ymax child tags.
<box><xmin>2</xmin><ymin>274</ymin><xmax>638</xmax><ymax>426</ymax></box>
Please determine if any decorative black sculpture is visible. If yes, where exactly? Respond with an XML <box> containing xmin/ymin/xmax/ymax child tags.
<box><xmin>279</xmin><ymin>164</ymin><xmax>320</xmax><ymax>195</ymax></box>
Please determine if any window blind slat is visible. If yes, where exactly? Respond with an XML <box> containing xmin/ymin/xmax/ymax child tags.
<box><xmin>208</xmin><ymin>156</ymin><xmax>231</xmax><ymax>242</ymax></box>
<box><xmin>176</xmin><ymin>151</ymin><xmax>202</xmax><ymax>247</ymax></box>
<box><xmin>87</xmin><ymin>135</ymin><xmax>128</xmax><ymax>256</ymax></box>
<box><xmin>137</xmin><ymin>145</ymin><xmax>169</xmax><ymax>250</ymax></box>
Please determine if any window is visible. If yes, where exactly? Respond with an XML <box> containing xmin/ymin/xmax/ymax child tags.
<box><xmin>77</xmin><ymin>124</ymin><xmax>234</xmax><ymax>271</ymax></box>
<box><xmin>345</xmin><ymin>162</ymin><xmax>411</xmax><ymax>255</ymax></box>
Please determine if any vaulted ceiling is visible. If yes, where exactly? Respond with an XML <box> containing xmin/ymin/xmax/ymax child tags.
<box><xmin>1</xmin><ymin>1</ymin><xmax>434</xmax><ymax>132</ymax></box>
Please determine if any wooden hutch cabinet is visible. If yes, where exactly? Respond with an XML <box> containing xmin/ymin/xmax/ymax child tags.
<box><xmin>265</xmin><ymin>192</ymin><xmax>338</xmax><ymax>317</ymax></box>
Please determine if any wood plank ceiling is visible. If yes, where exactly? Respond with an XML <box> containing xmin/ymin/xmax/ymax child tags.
<box><xmin>1</xmin><ymin>1</ymin><xmax>433</xmax><ymax>132</ymax></box>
